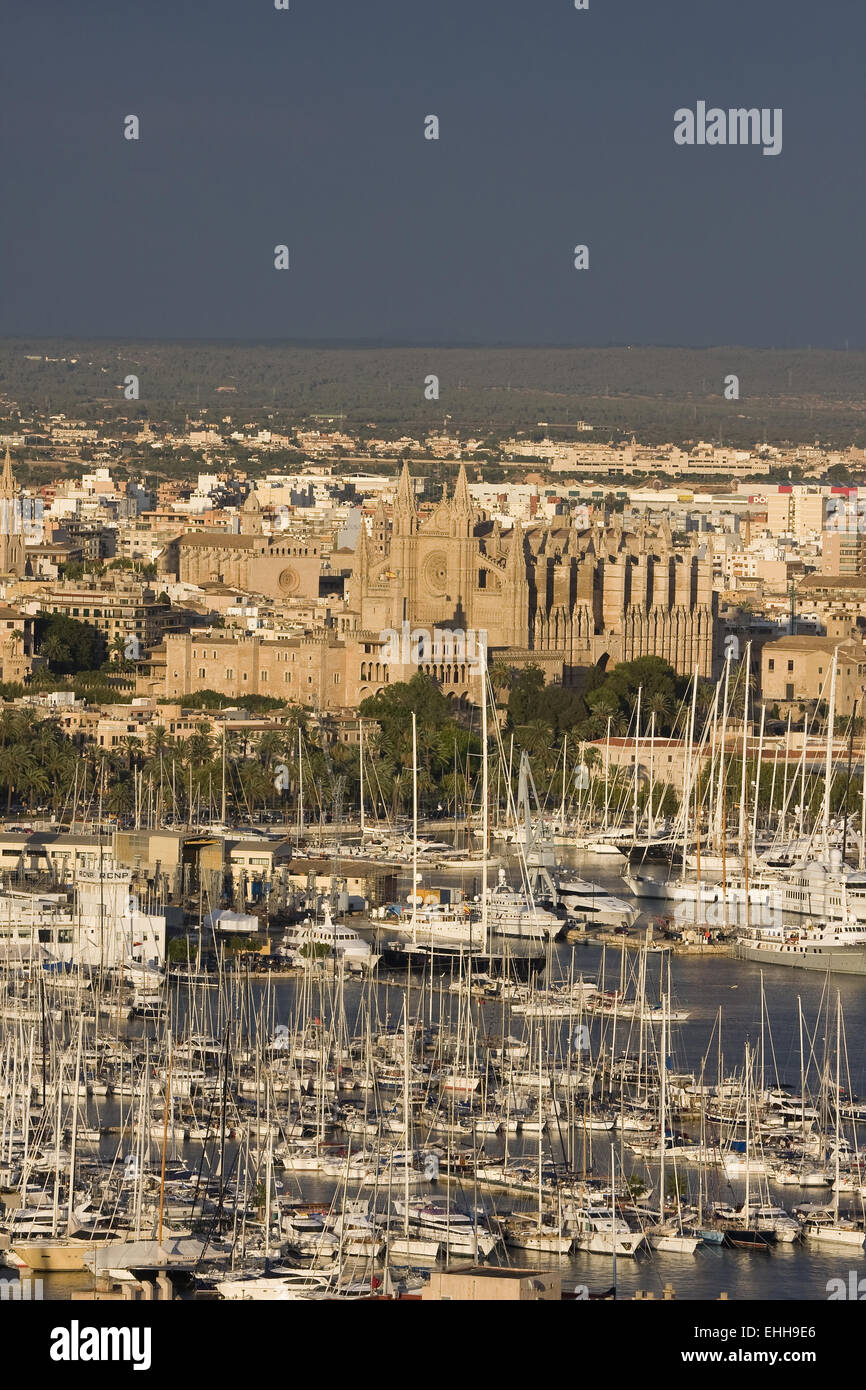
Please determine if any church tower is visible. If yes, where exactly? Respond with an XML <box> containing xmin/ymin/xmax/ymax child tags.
<box><xmin>503</xmin><ymin>516</ymin><xmax>530</xmax><ymax>647</ymax></box>
<box><xmin>0</xmin><ymin>448</ymin><xmax>24</xmax><ymax>577</ymax></box>
<box><xmin>240</xmin><ymin>485</ymin><xmax>263</xmax><ymax>537</ymax></box>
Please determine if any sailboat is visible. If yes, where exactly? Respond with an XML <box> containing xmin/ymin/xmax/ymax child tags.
<box><xmin>644</xmin><ymin>996</ymin><xmax>701</xmax><ymax>1254</ymax></box>
<box><xmin>512</xmin><ymin>751</ymin><xmax>637</xmax><ymax>928</ymax></box>
<box><xmin>503</xmin><ymin>1032</ymin><xmax>573</xmax><ymax>1254</ymax></box>
<box><xmin>386</xmin><ymin>1010</ymin><xmax>442</xmax><ymax>1263</ymax></box>
<box><xmin>802</xmin><ymin>994</ymin><xmax>866</xmax><ymax>1249</ymax></box>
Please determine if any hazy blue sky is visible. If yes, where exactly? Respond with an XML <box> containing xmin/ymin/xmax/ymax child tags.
<box><xmin>2</xmin><ymin>0</ymin><xmax>863</xmax><ymax>346</ymax></box>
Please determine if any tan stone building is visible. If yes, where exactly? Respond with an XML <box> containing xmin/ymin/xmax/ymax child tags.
<box><xmin>761</xmin><ymin>636</ymin><xmax>866</xmax><ymax>716</ymax></box>
<box><xmin>0</xmin><ymin>605</ymin><xmax>39</xmax><ymax>683</ymax></box>
<box><xmin>36</xmin><ymin>579</ymin><xmax>189</xmax><ymax>655</ymax></box>
<box><xmin>764</xmin><ymin>489</ymin><xmax>826</xmax><ymax>540</ymax></box>
<box><xmin>159</xmin><ymin>630</ymin><xmax>362</xmax><ymax>710</ymax></box>
<box><xmin>163</xmin><ymin>489</ymin><xmax>325</xmax><ymax>601</ymax></box>
<box><xmin>349</xmin><ymin>463</ymin><xmax>719</xmax><ymax>700</ymax></box>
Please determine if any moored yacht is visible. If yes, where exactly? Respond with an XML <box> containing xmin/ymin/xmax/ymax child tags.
<box><xmin>735</xmin><ymin>918</ymin><xmax>866</xmax><ymax>975</ymax></box>
<box><xmin>481</xmin><ymin>870</ymin><xmax>562</xmax><ymax>942</ymax></box>
<box><xmin>280</xmin><ymin>908</ymin><xmax>378</xmax><ymax>968</ymax></box>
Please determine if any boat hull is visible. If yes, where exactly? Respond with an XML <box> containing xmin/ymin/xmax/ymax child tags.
<box><xmin>10</xmin><ymin>1239</ymin><xmax>116</xmax><ymax>1272</ymax></box>
<box><xmin>735</xmin><ymin>942</ymin><xmax>866</xmax><ymax>975</ymax></box>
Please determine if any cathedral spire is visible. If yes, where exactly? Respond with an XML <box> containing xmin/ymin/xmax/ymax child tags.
<box><xmin>452</xmin><ymin>463</ymin><xmax>472</xmax><ymax>516</ymax></box>
<box><xmin>504</xmin><ymin>516</ymin><xmax>526</xmax><ymax>578</ymax></box>
<box><xmin>0</xmin><ymin>447</ymin><xmax>23</xmax><ymax>577</ymax></box>
<box><xmin>0</xmin><ymin>447</ymin><xmax>15</xmax><ymax>497</ymax></box>
<box><xmin>393</xmin><ymin>460</ymin><xmax>417</xmax><ymax>536</ymax></box>
<box><xmin>450</xmin><ymin>463</ymin><xmax>474</xmax><ymax>538</ymax></box>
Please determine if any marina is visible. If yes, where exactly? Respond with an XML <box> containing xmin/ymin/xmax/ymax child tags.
<box><xmin>4</xmin><ymin>895</ymin><xmax>866</xmax><ymax>1303</ymax></box>
<box><xmin>4</xmin><ymin>649</ymin><xmax>866</xmax><ymax>1307</ymax></box>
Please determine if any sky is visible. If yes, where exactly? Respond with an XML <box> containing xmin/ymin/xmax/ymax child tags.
<box><xmin>2</xmin><ymin>0</ymin><xmax>864</xmax><ymax>347</ymax></box>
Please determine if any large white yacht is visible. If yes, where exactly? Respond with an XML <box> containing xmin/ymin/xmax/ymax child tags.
<box><xmin>628</xmin><ymin>849</ymin><xmax>866</xmax><ymax>928</ymax></box>
<box><xmin>549</xmin><ymin>873</ymin><xmax>638</xmax><ymax>927</ymax></box>
<box><xmin>280</xmin><ymin>909</ymin><xmax>377</xmax><ymax>968</ymax></box>
<box><xmin>735</xmin><ymin>917</ymin><xmax>866</xmax><ymax>975</ymax></box>
<box><xmin>481</xmin><ymin>871</ymin><xmax>562</xmax><ymax>942</ymax></box>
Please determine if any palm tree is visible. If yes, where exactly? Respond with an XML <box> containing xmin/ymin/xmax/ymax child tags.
<box><xmin>389</xmin><ymin>767</ymin><xmax>410</xmax><ymax>818</ymax></box>
<box><xmin>490</xmin><ymin>659</ymin><xmax>516</xmax><ymax>706</ymax></box>
<box><xmin>0</xmin><ymin>745</ymin><xmax>22</xmax><ymax>811</ymax></box>
<box><xmin>40</xmin><ymin>633</ymin><xmax>70</xmax><ymax>670</ymax></box>
<box><xmin>145</xmin><ymin>724</ymin><xmax>169</xmax><ymax>759</ymax></box>
<box><xmin>186</xmin><ymin>723</ymin><xmax>214</xmax><ymax>766</ymax></box>
<box><xmin>238</xmin><ymin>763</ymin><xmax>274</xmax><ymax>818</ymax></box>
<box><xmin>120</xmin><ymin>735</ymin><xmax>142</xmax><ymax>770</ymax></box>
<box><xmin>518</xmin><ymin>720</ymin><xmax>553</xmax><ymax>759</ymax></box>
<box><xmin>646</xmin><ymin>690</ymin><xmax>674</xmax><ymax>732</ymax></box>
<box><xmin>107</xmin><ymin>777</ymin><xmax>134</xmax><ymax>816</ymax></box>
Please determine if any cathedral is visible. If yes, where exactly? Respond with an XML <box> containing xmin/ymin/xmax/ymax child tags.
<box><xmin>349</xmin><ymin>462</ymin><xmax>719</xmax><ymax>697</ymax></box>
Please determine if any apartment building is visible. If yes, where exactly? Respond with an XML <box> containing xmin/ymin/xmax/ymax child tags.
<box><xmin>37</xmin><ymin>580</ymin><xmax>190</xmax><ymax>653</ymax></box>
<box><xmin>761</xmin><ymin>636</ymin><xmax>866</xmax><ymax>715</ymax></box>
<box><xmin>764</xmin><ymin>489</ymin><xmax>827</xmax><ymax>540</ymax></box>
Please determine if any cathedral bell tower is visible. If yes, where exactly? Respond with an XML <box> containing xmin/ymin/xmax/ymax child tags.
<box><xmin>0</xmin><ymin>448</ymin><xmax>24</xmax><ymax>578</ymax></box>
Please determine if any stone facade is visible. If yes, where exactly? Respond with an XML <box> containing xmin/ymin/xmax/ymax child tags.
<box><xmin>161</xmin><ymin>631</ymin><xmax>356</xmax><ymax>710</ymax></box>
<box><xmin>163</xmin><ymin>489</ymin><xmax>323</xmax><ymax>601</ymax></box>
<box><xmin>349</xmin><ymin>462</ymin><xmax>719</xmax><ymax>697</ymax></box>
<box><xmin>761</xmin><ymin>635</ymin><xmax>866</xmax><ymax>716</ymax></box>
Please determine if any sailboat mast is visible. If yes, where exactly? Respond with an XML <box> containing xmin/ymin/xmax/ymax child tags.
<box><xmin>745</xmin><ymin>1041</ymin><xmax>751</xmax><ymax>1226</ymax></box>
<box><xmin>411</xmin><ymin>712</ymin><xmax>418</xmax><ymax>935</ymax></box>
<box><xmin>403</xmin><ymin>1002</ymin><xmax>410</xmax><ymax>1237</ymax></box>
<box><xmin>359</xmin><ymin>717</ymin><xmax>365</xmax><ymax>838</ymax></box>
<box><xmin>659</xmin><ymin>991</ymin><xmax>666</xmax><ymax>1221</ymax></box>
<box><xmin>780</xmin><ymin>710</ymin><xmax>792</xmax><ymax>840</ymax></box>
<box><xmin>752</xmin><ymin>703</ymin><xmax>766</xmax><ymax>854</ymax></box>
<box><xmin>220</xmin><ymin>725</ymin><xmax>227</xmax><ymax>825</ymax></box>
<box><xmin>738</xmin><ymin>643</ymin><xmax>752</xmax><ymax>857</ymax></box>
<box><xmin>823</xmin><ymin>648</ymin><xmax>839</xmax><ymax>851</ymax></box>
<box><xmin>716</xmin><ymin>651</ymin><xmax>732</xmax><ymax>847</ymax></box>
<box><xmin>480</xmin><ymin>640</ymin><xmax>488</xmax><ymax>957</ymax></box>
<box><xmin>66</xmin><ymin>1014</ymin><xmax>84</xmax><ymax>1234</ymax></box>
<box><xmin>648</xmin><ymin>711</ymin><xmax>655</xmax><ymax>838</ymax></box>
<box><xmin>632</xmin><ymin>687</ymin><xmax>641</xmax><ymax>842</ymax></box>
<box><xmin>834</xmin><ymin>992</ymin><xmax>841</xmax><ymax>1222</ymax></box>
<box><xmin>681</xmin><ymin>669</ymin><xmax>698</xmax><ymax>877</ymax></box>
<box><xmin>842</xmin><ymin>701</ymin><xmax>857</xmax><ymax>864</ymax></box>
<box><xmin>297</xmin><ymin>726</ymin><xmax>304</xmax><ymax>842</ymax></box>
<box><xmin>560</xmin><ymin>733</ymin><xmax>568</xmax><ymax>833</ymax></box>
